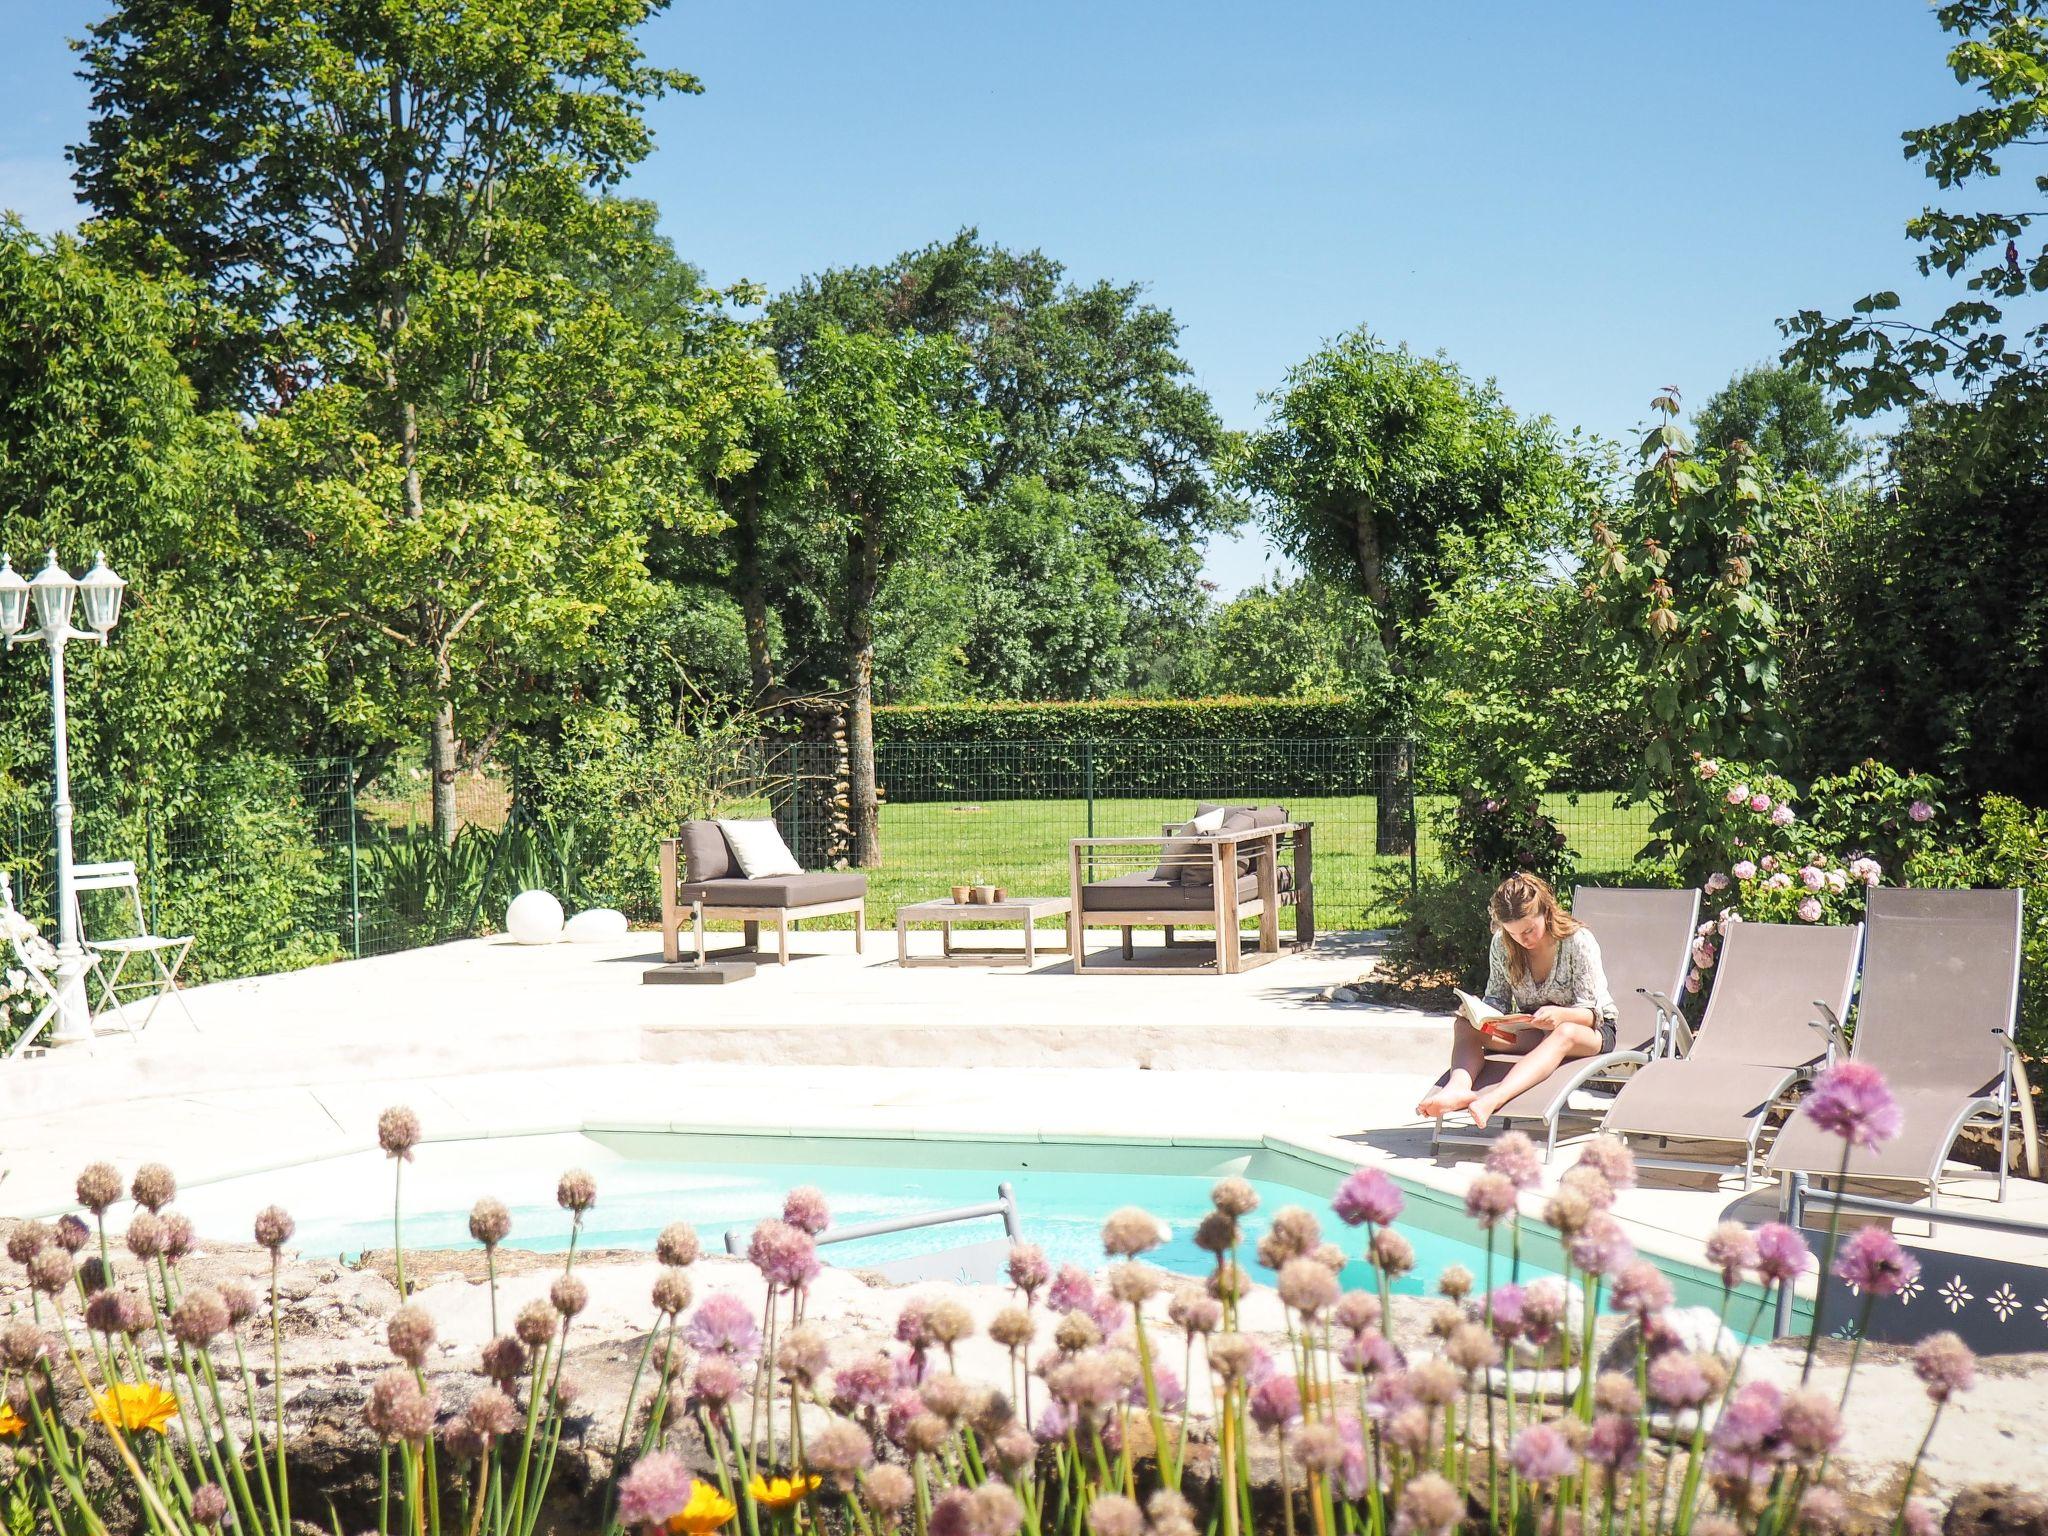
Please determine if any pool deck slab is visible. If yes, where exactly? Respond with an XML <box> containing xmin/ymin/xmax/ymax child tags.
<box><xmin>4</xmin><ymin>928</ymin><xmax>2047</xmax><ymax>1282</ymax></box>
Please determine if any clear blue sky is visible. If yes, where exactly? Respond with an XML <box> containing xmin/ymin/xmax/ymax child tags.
<box><xmin>0</xmin><ymin>1</ymin><xmax>1973</xmax><ymax>593</ymax></box>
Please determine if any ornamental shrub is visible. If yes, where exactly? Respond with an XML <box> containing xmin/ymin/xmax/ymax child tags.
<box><xmin>1907</xmin><ymin>795</ymin><xmax>2048</xmax><ymax>1056</ymax></box>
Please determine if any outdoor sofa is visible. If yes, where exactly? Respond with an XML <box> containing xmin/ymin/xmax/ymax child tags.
<box><xmin>1067</xmin><ymin>802</ymin><xmax>1313</xmax><ymax>975</ymax></box>
<box><xmin>659</xmin><ymin>820</ymin><xmax>866</xmax><ymax>966</ymax></box>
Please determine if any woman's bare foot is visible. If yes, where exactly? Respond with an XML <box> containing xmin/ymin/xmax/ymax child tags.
<box><xmin>1416</xmin><ymin>1085</ymin><xmax>1478</xmax><ymax>1119</ymax></box>
<box><xmin>1467</xmin><ymin>1089</ymin><xmax>1508</xmax><ymax>1129</ymax></box>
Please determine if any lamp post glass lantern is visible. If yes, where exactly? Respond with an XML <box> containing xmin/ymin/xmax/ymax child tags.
<box><xmin>2</xmin><ymin>549</ymin><xmax>125</xmax><ymax>1046</ymax></box>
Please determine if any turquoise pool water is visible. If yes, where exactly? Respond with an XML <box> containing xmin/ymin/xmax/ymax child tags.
<box><xmin>187</xmin><ymin>1133</ymin><xmax>1486</xmax><ymax>1295</ymax></box>
<box><xmin>168</xmin><ymin>1129</ymin><xmax>1786</xmax><ymax>1336</ymax></box>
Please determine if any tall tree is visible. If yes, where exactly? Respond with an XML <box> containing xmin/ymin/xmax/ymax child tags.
<box><xmin>777</xmin><ymin>325</ymin><xmax>978</xmax><ymax>863</ymax></box>
<box><xmin>1781</xmin><ymin>0</ymin><xmax>2048</xmax><ymax>415</ymax></box>
<box><xmin>763</xmin><ymin>231</ymin><xmax>1235</xmax><ymax>699</ymax></box>
<box><xmin>72</xmin><ymin>0</ymin><xmax>706</xmax><ymax>842</ymax></box>
<box><xmin>1229</xmin><ymin>328</ymin><xmax>1591</xmax><ymax>663</ymax></box>
<box><xmin>1693</xmin><ymin>366</ymin><xmax>1859</xmax><ymax>482</ymax></box>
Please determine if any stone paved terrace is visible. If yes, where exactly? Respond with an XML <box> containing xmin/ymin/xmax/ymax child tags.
<box><xmin>5</xmin><ymin>926</ymin><xmax>2045</xmax><ymax>1285</ymax></box>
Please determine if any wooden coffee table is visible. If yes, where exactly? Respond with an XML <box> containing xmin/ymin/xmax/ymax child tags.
<box><xmin>895</xmin><ymin>895</ymin><xmax>1073</xmax><ymax>968</ymax></box>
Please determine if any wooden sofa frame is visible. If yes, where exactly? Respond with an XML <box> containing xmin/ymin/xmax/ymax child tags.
<box><xmin>658</xmin><ymin>840</ymin><xmax>866</xmax><ymax>966</ymax></box>
<box><xmin>1065</xmin><ymin>822</ymin><xmax>1314</xmax><ymax>975</ymax></box>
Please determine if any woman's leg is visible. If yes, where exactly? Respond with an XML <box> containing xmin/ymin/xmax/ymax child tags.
<box><xmin>1468</xmin><ymin>1023</ymin><xmax>1604</xmax><ymax>1128</ymax></box>
<box><xmin>1415</xmin><ymin>1017</ymin><xmax>1493</xmax><ymax>1118</ymax></box>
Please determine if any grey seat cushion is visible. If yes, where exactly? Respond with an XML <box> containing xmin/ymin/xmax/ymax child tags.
<box><xmin>1082</xmin><ymin>871</ymin><xmax>1263</xmax><ymax>912</ymax></box>
<box><xmin>678</xmin><ymin>821</ymin><xmax>734</xmax><ymax>883</ymax></box>
<box><xmin>1182</xmin><ymin>809</ymin><xmax>1262</xmax><ymax>885</ymax></box>
<box><xmin>680</xmin><ymin>872</ymin><xmax>867</xmax><ymax>908</ymax></box>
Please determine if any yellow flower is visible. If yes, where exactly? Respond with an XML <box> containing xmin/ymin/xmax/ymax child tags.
<box><xmin>0</xmin><ymin>1403</ymin><xmax>25</xmax><ymax>1437</ymax></box>
<box><xmin>747</xmin><ymin>1474</ymin><xmax>821</xmax><ymax>1511</ymax></box>
<box><xmin>668</xmin><ymin>1482</ymin><xmax>738</xmax><ymax>1535</ymax></box>
<box><xmin>90</xmin><ymin>1382</ymin><xmax>180</xmax><ymax>1435</ymax></box>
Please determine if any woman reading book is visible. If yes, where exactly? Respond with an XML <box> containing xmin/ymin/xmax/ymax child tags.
<box><xmin>1414</xmin><ymin>872</ymin><xmax>1618</xmax><ymax>1127</ymax></box>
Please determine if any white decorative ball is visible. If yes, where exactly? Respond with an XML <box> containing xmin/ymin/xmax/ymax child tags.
<box><xmin>505</xmin><ymin>889</ymin><xmax>564</xmax><ymax>945</ymax></box>
<box><xmin>564</xmin><ymin>907</ymin><xmax>628</xmax><ymax>943</ymax></box>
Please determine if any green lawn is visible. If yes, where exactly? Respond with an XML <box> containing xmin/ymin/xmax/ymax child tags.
<box><xmin>720</xmin><ymin>791</ymin><xmax>1655</xmax><ymax>933</ymax></box>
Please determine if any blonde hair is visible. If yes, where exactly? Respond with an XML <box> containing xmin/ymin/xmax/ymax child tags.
<box><xmin>1488</xmin><ymin>873</ymin><xmax>1580</xmax><ymax>987</ymax></box>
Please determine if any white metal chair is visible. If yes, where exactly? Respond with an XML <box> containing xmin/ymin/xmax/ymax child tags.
<box><xmin>1</xmin><ymin>871</ymin><xmax>64</xmax><ymax>1057</ymax></box>
<box><xmin>70</xmin><ymin>861</ymin><xmax>195</xmax><ymax>1032</ymax></box>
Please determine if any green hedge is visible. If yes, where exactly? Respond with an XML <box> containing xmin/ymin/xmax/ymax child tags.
<box><xmin>871</xmin><ymin>696</ymin><xmax>1402</xmax><ymax>802</ymax></box>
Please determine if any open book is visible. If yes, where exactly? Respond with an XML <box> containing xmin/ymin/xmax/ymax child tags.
<box><xmin>1453</xmin><ymin>989</ymin><xmax>1539</xmax><ymax>1047</ymax></box>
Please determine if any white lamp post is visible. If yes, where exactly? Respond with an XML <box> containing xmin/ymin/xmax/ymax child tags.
<box><xmin>0</xmin><ymin>549</ymin><xmax>126</xmax><ymax>1046</ymax></box>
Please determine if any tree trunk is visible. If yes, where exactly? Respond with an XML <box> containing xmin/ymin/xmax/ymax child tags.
<box><xmin>846</xmin><ymin>522</ymin><xmax>882</xmax><ymax>869</ymax></box>
<box><xmin>429</xmin><ymin>696</ymin><xmax>459</xmax><ymax>849</ymax></box>
<box><xmin>736</xmin><ymin>492</ymin><xmax>776</xmax><ymax>703</ymax></box>
<box><xmin>1351</xmin><ymin>501</ymin><xmax>1413</xmax><ymax>854</ymax></box>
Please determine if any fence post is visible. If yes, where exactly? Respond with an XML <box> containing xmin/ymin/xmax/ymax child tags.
<box><xmin>142</xmin><ymin>794</ymin><xmax>158</xmax><ymax>935</ymax></box>
<box><xmin>345</xmin><ymin>760</ymin><xmax>361</xmax><ymax>960</ymax></box>
<box><xmin>1083</xmin><ymin>738</ymin><xmax>1095</xmax><ymax>839</ymax></box>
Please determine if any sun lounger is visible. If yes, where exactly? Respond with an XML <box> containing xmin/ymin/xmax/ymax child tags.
<box><xmin>1767</xmin><ymin>887</ymin><xmax>2026</xmax><ymax>1203</ymax></box>
<box><xmin>1601</xmin><ymin>918</ymin><xmax>1863</xmax><ymax>1188</ymax></box>
<box><xmin>1430</xmin><ymin>886</ymin><xmax>1700</xmax><ymax>1161</ymax></box>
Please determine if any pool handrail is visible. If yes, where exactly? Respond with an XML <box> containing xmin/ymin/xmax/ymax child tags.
<box><xmin>721</xmin><ymin>1181</ymin><xmax>1021</xmax><ymax>1257</ymax></box>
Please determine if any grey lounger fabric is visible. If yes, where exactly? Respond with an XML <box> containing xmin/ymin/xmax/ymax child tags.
<box><xmin>1767</xmin><ymin>887</ymin><xmax>2023</xmax><ymax>1190</ymax></box>
<box><xmin>1431</xmin><ymin>887</ymin><xmax>1698</xmax><ymax>1153</ymax></box>
<box><xmin>1602</xmin><ymin>919</ymin><xmax>1863</xmax><ymax>1167</ymax></box>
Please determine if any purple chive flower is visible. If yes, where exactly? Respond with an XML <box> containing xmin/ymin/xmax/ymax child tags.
<box><xmin>1647</xmin><ymin>1352</ymin><xmax>1713</xmax><ymax>1410</ymax></box>
<box><xmin>684</xmin><ymin>1293</ymin><xmax>762</xmax><ymax>1366</ymax></box>
<box><xmin>1338</xmin><ymin>1331</ymin><xmax>1402</xmax><ymax>1377</ymax></box>
<box><xmin>1568</xmin><ymin>1214</ymin><xmax>1636</xmax><ymax>1277</ymax></box>
<box><xmin>1574</xmin><ymin>1135</ymin><xmax>1637</xmax><ymax>1192</ymax></box>
<box><xmin>616</xmin><ymin>1451</ymin><xmax>693</xmax><ymax>1530</ymax></box>
<box><xmin>748</xmin><ymin>1219</ymin><xmax>820</xmax><ymax>1291</ymax></box>
<box><xmin>1610</xmin><ymin>1261</ymin><xmax>1674</xmax><ymax>1319</ymax></box>
<box><xmin>1801</xmin><ymin>1062</ymin><xmax>1903</xmax><ymax>1152</ymax></box>
<box><xmin>1509</xmin><ymin>1423</ymin><xmax>1578</xmax><ymax>1484</ymax></box>
<box><xmin>1248</xmin><ymin>1374</ymin><xmax>1301</xmax><ymax>1432</ymax></box>
<box><xmin>1033</xmin><ymin>1399</ymin><xmax>1074</xmax><ymax>1444</ymax></box>
<box><xmin>1047</xmin><ymin>1265</ymin><xmax>1095</xmax><ymax>1315</ymax></box>
<box><xmin>1006</xmin><ymin>1244</ymin><xmax>1050</xmax><ymax>1296</ymax></box>
<box><xmin>1713</xmin><ymin>1381</ymin><xmax>1784</xmax><ymax>1454</ymax></box>
<box><xmin>1486</xmin><ymin>1284</ymin><xmax>1526</xmax><ymax>1341</ymax></box>
<box><xmin>1913</xmin><ymin>1332</ymin><xmax>1975</xmax><ymax>1402</ymax></box>
<box><xmin>1705</xmin><ymin>1222</ymin><xmax>1758</xmax><ymax>1288</ymax></box>
<box><xmin>1463</xmin><ymin>1171</ymin><xmax>1518</xmax><ymax>1229</ymax></box>
<box><xmin>1332</xmin><ymin>1168</ymin><xmax>1405</xmax><ymax>1228</ymax></box>
<box><xmin>830</xmin><ymin>1351</ymin><xmax>896</xmax><ymax>1413</ymax></box>
<box><xmin>1585</xmin><ymin>1414</ymin><xmax>1640</xmax><ymax>1471</ymax></box>
<box><xmin>1484</xmin><ymin>1132</ymin><xmax>1542</xmax><ymax>1191</ymax></box>
<box><xmin>1832</xmin><ymin>1225</ymin><xmax>1920</xmax><ymax>1297</ymax></box>
<box><xmin>1520</xmin><ymin>1279</ymin><xmax>1568</xmax><ymax>1345</ymax></box>
<box><xmin>782</xmin><ymin>1186</ymin><xmax>831</xmax><ymax>1236</ymax></box>
<box><xmin>1753</xmin><ymin>1223</ymin><xmax>1813</xmax><ymax>1285</ymax></box>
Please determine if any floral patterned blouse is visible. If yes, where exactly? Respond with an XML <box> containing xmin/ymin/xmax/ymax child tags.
<box><xmin>1482</xmin><ymin>927</ymin><xmax>1618</xmax><ymax>1049</ymax></box>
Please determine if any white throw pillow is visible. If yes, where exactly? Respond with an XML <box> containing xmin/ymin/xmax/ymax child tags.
<box><xmin>715</xmin><ymin>818</ymin><xmax>804</xmax><ymax>879</ymax></box>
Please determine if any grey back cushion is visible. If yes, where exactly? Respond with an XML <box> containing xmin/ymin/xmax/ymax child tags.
<box><xmin>1184</xmin><ymin>803</ymin><xmax>1289</xmax><ymax>884</ymax></box>
<box><xmin>679</xmin><ymin>820</ymin><xmax>734</xmax><ymax>883</ymax></box>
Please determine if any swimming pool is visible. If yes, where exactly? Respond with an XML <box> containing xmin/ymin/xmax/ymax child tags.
<box><xmin>165</xmin><ymin>1127</ymin><xmax>1786</xmax><ymax>1333</ymax></box>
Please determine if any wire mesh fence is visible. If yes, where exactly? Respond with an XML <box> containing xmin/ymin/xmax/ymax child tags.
<box><xmin>0</xmin><ymin>738</ymin><xmax>1663</xmax><ymax>991</ymax></box>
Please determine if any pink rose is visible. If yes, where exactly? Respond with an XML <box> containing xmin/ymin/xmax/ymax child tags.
<box><xmin>1699</xmin><ymin>760</ymin><xmax>1720</xmax><ymax>779</ymax></box>
<box><xmin>1750</xmin><ymin>793</ymin><xmax>1771</xmax><ymax>813</ymax></box>
<box><xmin>1720</xmin><ymin>910</ymin><xmax>1744</xmax><ymax>928</ymax></box>
<box><xmin>1684</xmin><ymin>972</ymin><xmax>1703</xmax><ymax>995</ymax></box>
<box><xmin>1909</xmin><ymin>800</ymin><xmax>1933</xmax><ymax>823</ymax></box>
<box><xmin>1825</xmin><ymin>870</ymin><xmax>1847</xmax><ymax>894</ymax></box>
<box><xmin>1770</xmin><ymin>804</ymin><xmax>1795</xmax><ymax>826</ymax></box>
<box><xmin>1860</xmin><ymin>861</ymin><xmax>1882</xmax><ymax>886</ymax></box>
<box><xmin>1726</xmin><ymin>788</ymin><xmax>1746</xmax><ymax>806</ymax></box>
<box><xmin>1767</xmin><ymin>872</ymin><xmax>1793</xmax><ymax>890</ymax></box>
<box><xmin>1705</xmin><ymin>872</ymin><xmax>1730</xmax><ymax>893</ymax></box>
<box><xmin>1691</xmin><ymin>942</ymin><xmax>1716</xmax><ymax>969</ymax></box>
<box><xmin>1800</xmin><ymin>866</ymin><xmax>1825</xmax><ymax>891</ymax></box>
<box><xmin>1762</xmin><ymin>856</ymin><xmax>1778</xmax><ymax>872</ymax></box>
<box><xmin>1732</xmin><ymin>860</ymin><xmax>1757</xmax><ymax>881</ymax></box>
<box><xmin>1797</xmin><ymin>897</ymin><xmax>1823</xmax><ymax>923</ymax></box>
<box><xmin>1697</xmin><ymin>920</ymin><xmax>1716</xmax><ymax>938</ymax></box>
